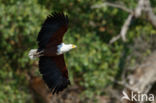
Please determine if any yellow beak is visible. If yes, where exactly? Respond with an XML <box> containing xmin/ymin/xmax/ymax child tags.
<box><xmin>72</xmin><ymin>45</ymin><xmax>77</xmax><ymax>48</ymax></box>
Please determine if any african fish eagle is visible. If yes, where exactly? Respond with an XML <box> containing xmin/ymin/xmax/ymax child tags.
<box><xmin>28</xmin><ymin>12</ymin><xmax>77</xmax><ymax>94</ymax></box>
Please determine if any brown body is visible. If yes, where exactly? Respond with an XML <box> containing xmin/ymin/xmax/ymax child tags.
<box><xmin>44</xmin><ymin>46</ymin><xmax>58</xmax><ymax>56</ymax></box>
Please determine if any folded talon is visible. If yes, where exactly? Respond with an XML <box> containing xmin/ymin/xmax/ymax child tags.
<box><xmin>37</xmin><ymin>50</ymin><xmax>44</xmax><ymax>57</ymax></box>
<box><xmin>31</xmin><ymin>50</ymin><xmax>44</xmax><ymax>58</ymax></box>
<box><xmin>39</xmin><ymin>50</ymin><xmax>44</xmax><ymax>54</ymax></box>
<box><xmin>39</xmin><ymin>54</ymin><xmax>44</xmax><ymax>57</ymax></box>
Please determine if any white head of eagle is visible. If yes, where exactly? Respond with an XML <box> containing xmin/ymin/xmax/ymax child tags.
<box><xmin>28</xmin><ymin>12</ymin><xmax>76</xmax><ymax>94</ymax></box>
<box><xmin>57</xmin><ymin>43</ymin><xmax>77</xmax><ymax>55</ymax></box>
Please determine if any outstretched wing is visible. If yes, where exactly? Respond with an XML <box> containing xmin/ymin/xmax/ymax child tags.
<box><xmin>37</xmin><ymin>12</ymin><xmax>70</xmax><ymax>94</ymax></box>
<box><xmin>37</xmin><ymin>12</ymin><xmax>68</xmax><ymax>49</ymax></box>
<box><xmin>39</xmin><ymin>55</ymin><xmax>70</xmax><ymax>94</ymax></box>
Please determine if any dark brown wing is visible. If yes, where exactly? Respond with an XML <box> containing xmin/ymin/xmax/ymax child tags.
<box><xmin>46</xmin><ymin>25</ymin><xmax>68</xmax><ymax>48</ymax></box>
<box><xmin>39</xmin><ymin>55</ymin><xmax>70</xmax><ymax>94</ymax></box>
<box><xmin>51</xmin><ymin>55</ymin><xmax>68</xmax><ymax>78</ymax></box>
<box><xmin>38</xmin><ymin>12</ymin><xmax>70</xmax><ymax>94</ymax></box>
<box><xmin>37</xmin><ymin>12</ymin><xmax>68</xmax><ymax>49</ymax></box>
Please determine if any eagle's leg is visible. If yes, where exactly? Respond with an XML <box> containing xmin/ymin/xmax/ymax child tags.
<box><xmin>35</xmin><ymin>50</ymin><xmax>44</xmax><ymax>57</ymax></box>
<box><xmin>29</xmin><ymin>49</ymin><xmax>44</xmax><ymax>59</ymax></box>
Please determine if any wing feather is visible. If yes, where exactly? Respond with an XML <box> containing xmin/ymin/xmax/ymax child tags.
<box><xmin>39</xmin><ymin>56</ymin><xmax>70</xmax><ymax>94</ymax></box>
<box><xmin>37</xmin><ymin>12</ymin><xmax>68</xmax><ymax>49</ymax></box>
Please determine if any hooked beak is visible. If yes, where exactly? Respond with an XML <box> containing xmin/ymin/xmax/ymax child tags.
<box><xmin>72</xmin><ymin>45</ymin><xmax>77</xmax><ymax>48</ymax></box>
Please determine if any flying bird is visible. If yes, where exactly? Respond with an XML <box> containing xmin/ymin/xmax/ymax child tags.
<box><xmin>28</xmin><ymin>12</ymin><xmax>77</xmax><ymax>94</ymax></box>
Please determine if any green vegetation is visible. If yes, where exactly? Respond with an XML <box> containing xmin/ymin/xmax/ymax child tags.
<box><xmin>0</xmin><ymin>0</ymin><xmax>155</xmax><ymax>102</ymax></box>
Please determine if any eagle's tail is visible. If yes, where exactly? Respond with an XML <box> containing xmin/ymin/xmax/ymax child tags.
<box><xmin>28</xmin><ymin>49</ymin><xmax>44</xmax><ymax>59</ymax></box>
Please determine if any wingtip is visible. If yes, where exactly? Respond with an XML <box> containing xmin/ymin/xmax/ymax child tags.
<box><xmin>51</xmin><ymin>79</ymin><xmax>71</xmax><ymax>95</ymax></box>
<box><xmin>49</xmin><ymin>12</ymin><xmax>69</xmax><ymax>22</ymax></box>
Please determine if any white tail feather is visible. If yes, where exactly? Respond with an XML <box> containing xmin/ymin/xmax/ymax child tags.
<box><xmin>28</xmin><ymin>49</ymin><xmax>38</xmax><ymax>59</ymax></box>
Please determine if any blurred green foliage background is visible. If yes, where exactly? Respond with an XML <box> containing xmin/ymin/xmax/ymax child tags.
<box><xmin>0</xmin><ymin>0</ymin><xmax>155</xmax><ymax>103</ymax></box>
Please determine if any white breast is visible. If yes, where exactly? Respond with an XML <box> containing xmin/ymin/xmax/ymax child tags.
<box><xmin>57</xmin><ymin>43</ymin><xmax>72</xmax><ymax>55</ymax></box>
